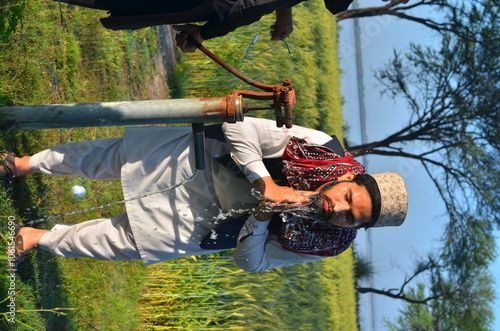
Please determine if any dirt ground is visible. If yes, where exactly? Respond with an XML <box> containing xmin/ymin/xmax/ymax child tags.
<box><xmin>147</xmin><ymin>25</ymin><xmax>179</xmax><ymax>100</ymax></box>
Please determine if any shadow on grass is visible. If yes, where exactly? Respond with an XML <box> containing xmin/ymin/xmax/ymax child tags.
<box><xmin>6</xmin><ymin>251</ymin><xmax>75</xmax><ymax>330</ymax></box>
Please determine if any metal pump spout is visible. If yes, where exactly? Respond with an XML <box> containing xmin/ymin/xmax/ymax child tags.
<box><xmin>189</xmin><ymin>36</ymin><xmax>295</xmax><ymax>128</ymax></box>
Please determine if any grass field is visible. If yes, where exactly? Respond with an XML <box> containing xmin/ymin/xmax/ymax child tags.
<box><xmin>0</xmin><ymin>0</ymin><xmax>358</xmax><ymax>330</ymax></box>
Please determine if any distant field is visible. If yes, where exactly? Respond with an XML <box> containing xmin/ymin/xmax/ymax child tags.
<box><xmin>0</xmin><ymin>0</ymin><xmax>357</xmax><ymax>330</ymax></box>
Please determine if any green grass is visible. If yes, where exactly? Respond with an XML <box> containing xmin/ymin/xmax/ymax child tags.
<box><xmin>0</xmin><ymin>1</ymin><xmax>159</xmax><ymax>330</ymax></box>
<box><xmin>0</xmin><ymin>0</ymin><xmax>26</xmax><ymax>42</ymax></box>
<box><xmin>140</xmin><ymin>250</ymin><xmax>357</xmax><ymax>330</ymax></box>
<box><xmin>0</xmin><ymin>0</ymin><xmax>357</xmax><ymax>330</ymax></box>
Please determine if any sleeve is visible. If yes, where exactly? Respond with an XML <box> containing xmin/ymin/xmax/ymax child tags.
<box><xmin>222</xmin><ymin>117</ymin><xmax>332</xmax><ymax>183</ymax></box>
<box><xmin>233</xmin><ymin>213</ymin><xmax>326</xmax><ymax>271</ymax></box>
<box><xmin>200</xmin><ymin>0</ymin><xmax>304</xmax><ymax>40</ymax></box>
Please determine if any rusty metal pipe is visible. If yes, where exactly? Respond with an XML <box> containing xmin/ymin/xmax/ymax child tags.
<box><xmin>0</xmin><ymin>97</ymin><xmax>244</xmax><ymax>130</ymax></box>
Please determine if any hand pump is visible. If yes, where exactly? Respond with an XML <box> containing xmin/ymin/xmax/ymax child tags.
<box><xmin>0</xmin><ymin>38</ymin><xmax>296</xmax><ymax>170</ymax></box>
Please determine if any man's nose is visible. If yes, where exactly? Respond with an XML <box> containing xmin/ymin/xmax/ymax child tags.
<box><xmin>333</xmin><ymin>201</ymin><xmax>350</xmax><ymax>213</ymax></box>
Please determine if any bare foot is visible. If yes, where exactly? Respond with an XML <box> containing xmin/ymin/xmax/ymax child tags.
<box><xmin>12</xmin><ymin>227</ymin><xmax>49</xmax><ymax>267</ymax></box>
<box><xmin>15</xmin><ymin>156</ymin><xmax>34</xmax><ymax>176</ymax></box>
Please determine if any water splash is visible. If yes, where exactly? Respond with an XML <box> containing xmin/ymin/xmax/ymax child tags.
<box><xmin>212</xmin><ymin>207</ymin><xmax>254</xmax><ymax>224</ymax></box>
<box><xmin>250</xmin><ymin>188</ymin><xmax>262</xmax><ymax>200</ymax></box>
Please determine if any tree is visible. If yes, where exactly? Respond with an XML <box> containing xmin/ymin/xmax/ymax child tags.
<box><xmin>357</xmin><ymin>258</ymin><xmax>450</xmax><ymax>306</ymax></box>
<box><xmin>337</xmin><ymin>0</ymin><xmax>500</xmax><ymax>47</ymax></box>
<box><xmin>358</xmin><ymin>264</ymin><xmax>496</xmax><ymax>330</ymax></box>
<box><xmin>383</xmin><ymin>284</ymin><xmax>433</xmax><ymax>331</ymax></box>
<box><xmin>380</xmin><ymin>270</ymin><xmax>495</xmax><ymax>331</ymax></box>
<box><xmin>346</xmin><ymin>25</ymin><xmax>500</xmax><ymax>229</ymax></box>
<box><xmin>357</xmin><ymin>216</ymin><xmax>496</xmax><ymax>330</ymax></box>
<box><xmin>348</xmin><ymin>5</ymin><xmax>499</xmax><ymax>327</ymax></box>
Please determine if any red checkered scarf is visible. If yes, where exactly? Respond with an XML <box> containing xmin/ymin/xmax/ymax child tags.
<box><xmin>277</xmin><ymin>136</ymin><xmax>366</xmax><ymax>256</ymax></box>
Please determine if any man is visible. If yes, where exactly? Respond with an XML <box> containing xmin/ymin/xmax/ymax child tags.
<box><xmin>55</xmin><ymin>0</ymin><xmax>355</xmax><ymax>52</ymax></box>
<box><xmin>7</xmin><ymin>117</ymin><xmax>408</xmax><ymax>271</ymax></box>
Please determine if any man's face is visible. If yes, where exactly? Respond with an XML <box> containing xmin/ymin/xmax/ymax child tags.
<box><xmin>310</xmin><ymin>178</ymin><xmax>373</xmax><ymax>228</ymax></box>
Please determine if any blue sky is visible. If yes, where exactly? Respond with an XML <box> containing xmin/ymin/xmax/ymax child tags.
<box><xmin>337</xmin><ymin>1</ymin><xmax>499</xmax><ymax>330</ymax></box>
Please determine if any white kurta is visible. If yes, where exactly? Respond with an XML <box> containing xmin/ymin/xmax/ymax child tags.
<box><xmin>120</xmin><ymin>125</ymin><xmax>259</xmax><ymax>264</ymax></box>
<box><xmin>35</xmin><ymin>117</ymin><xmax>333</xmax><ymax>271</ymax></box>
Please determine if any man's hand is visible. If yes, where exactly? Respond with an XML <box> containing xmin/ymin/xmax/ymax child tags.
<box><xmin>173</xmin><ymin>24</ymin><xmax>205</xmax><ymax>53</ymax></box>
<box><xmin>252</xmin><ymin>178</ymin><xmax>314</xmax><ymax>221</ymax></box>
<box><xmin>253</xmin><ymin>177</ymin><xmax>313</xmax><ymax>205</ymax></box>
<box><xmin>271</xmin><ymin>8</ymin><xmax>293</xmax><ymax>41</ymax></box>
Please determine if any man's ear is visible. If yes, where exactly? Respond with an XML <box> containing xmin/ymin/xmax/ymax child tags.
<box><xmin>337</xmin><ymin>172</ymin><xmax>357</xmax><ymax>181</ymax></box>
